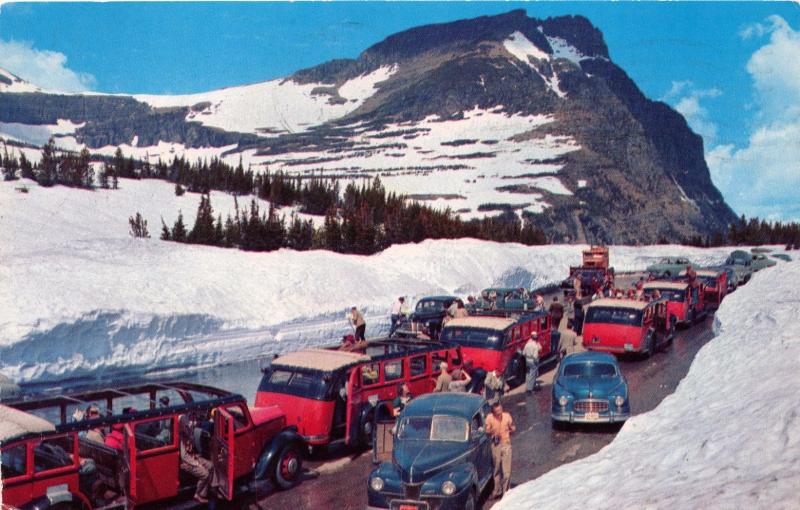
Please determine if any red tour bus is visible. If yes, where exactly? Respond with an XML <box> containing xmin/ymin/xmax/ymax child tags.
<box><xmin>681</xmin><ymin>268</ymin><xmax>728</xmax><ymax>309</ymax></box>
<box><xmin>1</xmin><ymin>383</ymin><xmax>305</xmax><ymax>509</ymax></box>
<box><xmin>642</xmin><ymin>281</ymin><xmax>705</xmax><ymax>327</ymax></box>
<box><xmin>254</xmin><ymin>339</ymin><xmax>463</xmax><ymax>449</ymax></box>
<box><xmin>582</xmin><ymin>298</ymin><xmax>674</xmax><ymax>356</ymax></box>
<box><xmin>440</xmin><ymin>310</ymin><xmax>561</xmax><ymax>388</ymax></box>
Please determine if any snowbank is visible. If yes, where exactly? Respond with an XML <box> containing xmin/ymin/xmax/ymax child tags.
<box><xmin>493</xmin><ymin>260</ymin><xmax>800</xmax><ymax>510</ymax></box>
<box><xmin>0</xmin><ymin>179</ymin><xmax>788</xmax><ymax>384</ymax></box>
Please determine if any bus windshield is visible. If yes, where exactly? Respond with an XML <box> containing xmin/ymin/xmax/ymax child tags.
<box><xmin>584</xmin><ymin>306</ymin><xmax>642</xmax><ymax>326</ymax></box>
<box><xmin>257</xmin><ymin>367</ymin><xmax>335</xmax><ymax>401</ymax></box>
<box><xmin>646</xmin><ymin>289</ymin><xmax>685</xmax><ymax>302</ymax></box>
<box><xmin>441</xmin><ymin>327</ymin><xmax>504</xmax><ymax>350</ymax></box>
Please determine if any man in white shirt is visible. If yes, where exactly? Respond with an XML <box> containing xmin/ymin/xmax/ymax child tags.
<box><xmin>523</xmin><ymin>332</ymin><xmax>542</xmax><ymax>393</ymax></box>
<box><xmin>390</xmin><ymin>297</ymin><xmax>407</xmax><ymax>335</ymax></box>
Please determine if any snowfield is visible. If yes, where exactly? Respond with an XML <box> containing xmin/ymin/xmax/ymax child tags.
<box><xmin>0</xmin><ymin>178</ymin><xmax>792</xmax><ymax>386</ymax></box>
<box><xmin>494</xmin><ymin>259</ymin><xmax>800</xmax><ymax>510</ymax></box>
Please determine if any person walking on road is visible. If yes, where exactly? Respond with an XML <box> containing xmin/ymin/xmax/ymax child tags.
<box><xmin>549</xmin><ymin>297</ymin><xmax>564</xmax><ymax>330</ymax></box>
<box><xmin>390</xmin><ymin>297</ymin><xmax>407</xmax><ymax>335</ymax></box>
<box><xmin>523</xmin><ymin>333</ymin><xmax>542</xmax><ymax>393</ymax></box>
<box><xmin>350</xmin><ymin>306</ymin><xmax>366</xmax><ymax>341</ymax></box>
<box><xmin>486</xmin><ymin>401</ymin><xmax>515</xmax><ymax>499</ymax></box>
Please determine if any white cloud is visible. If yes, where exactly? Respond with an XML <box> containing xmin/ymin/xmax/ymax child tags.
<box><xmin>662</xmin><ymin>81</ymin><xmax>721</xmax><ymax>145</ymax></box>
<box><xmin>0</xmin><ymin>39</ymin><xmax>95</xmax><ymax>92</ymax></box>
<box><xmin>707</xmin><ymin>16</ymin><xmax>800</xmax><ymax>221</ymax></box>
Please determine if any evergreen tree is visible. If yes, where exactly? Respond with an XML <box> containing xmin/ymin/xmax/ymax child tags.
<box><xmin>128</xmin><ymin>212</ymin><xmax>150</xmax><ymax>238</ymax></box>
<box><xmin>37</xmin><ymin>137</ymin><xmax>58</xmax><ymax>186</ymax></box>
<box><xmin>19</xmin><ymin>152</ymin><xmax>34</xmax><ymax>180</ymax></box>
<box><xmin>188</xmin><ymin>194</ymin><xmax>217</xmax><ymax>245</ymax></box>
<box><xmin>171</xmin><ymin>211</ymin><xmax>188</xmax><ymax>242</ymax></box>
<box><xmin>160</xmin><ymin>217</ymin><xmax>171</xmax><ymax>241</ymax></box>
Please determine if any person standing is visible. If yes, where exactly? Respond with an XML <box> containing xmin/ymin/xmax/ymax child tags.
<box><xmin>392</xmin><ymin>383</ymin><xmax>413</xmax><ymax>416</ymax></box>
<box><xmin>453</xmin><ymin>300</ymin><xmax>469</xmax><ymax>318</ymax></box>
<box><xmin>448</xmin><ymin>368</ymin><xmax>472</xmax><ymax>392</ymax></box>
<box><xmin>523</xmin><ymin>333</ymin><xmax>542</xmax><ymax>393</ymax></box>
<box><xmin>533</xmin><ymin>292</ymin><xmax>545</xmax><ymax>312</ymax></box>
<box><xmin>549</xmin><ymin>297</ymin><xmax>564</xmax><ymax>330</ymax></box>
<box><xmin>486</xmin><ymin>401</ymin><xmax>515</xmax><ymax>499</ymax></box>
<box><xmin>350</xmin><ymin>306</ymin><xmax>366</xmax><ymax>341</ymax></box>
<box><xmin>434</xmin><ymin>362</ymin><xmax>452</xmax><ymax>392</ymax></box>
<box><xmin>573</xmin><ymin>273</ymin><xmax>583</xmax><ymax>299</ymax></box>
<box><xmin>179</xmin><ymin>416</ymin><xmax>217</xmax><ymax>504</ymax></box>
<box><xmin>483</xmin><ymin>370</ymin><xmax>504</xmax><ymax>403</ymax></box>
<box><xmin>390</xmin><ymin>297</ymin><xmax>406</xmax><ymax>335</ymax></box>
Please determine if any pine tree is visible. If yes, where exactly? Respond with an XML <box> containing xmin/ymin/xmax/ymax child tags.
<box><xmin>37</xmin><ymin>137</ymin><xmax>58</xmax><ymax>186</ymax></box>
<box><xmin>171</xmin><ymin>211</ymin><xmax>188</xmax><ymax>242</ymax></box>
<box><xmin>188</xmin><ymin>194</ymin><xmax>216</xmax><ymax>245</ymax></box>
<box><xmin>175</xmin><ymin>183</ymin><xmax>185</xmax><ymax>196</ymax></box>
<box><xmin>128</xmin><ymin>212</ymin><xmax>150</xmax><ymax>238</ymax></box>
<box><xmin>160</xmin><ymin>217</ymin><xmax>172</xmax><ymax>241</ymax></box>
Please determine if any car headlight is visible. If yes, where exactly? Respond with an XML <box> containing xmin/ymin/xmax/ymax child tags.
<box><xmin>370</xmin><ymin>476</ymin><xmax>384</xmax><ymax>492</ymax></box>
<box><xmin>615</xmin><ymin>395</ymin><xmax>625</xmax><ymax>407</ymax></box>
<box><xmin>559</xmin><ymin>395</ymin><xmax>568</xmax><ymax>407</ymax></box>
<box><xmin>441</xmin><ymin>480</ymin><xmax>456</xmax><ymax>496</ymax></box>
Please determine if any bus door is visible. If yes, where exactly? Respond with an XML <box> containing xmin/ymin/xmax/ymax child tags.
<box><xmin>121</xmin><ymin>424</ymin><xmax>137</xmax><ymax>508</ymax></box>
<box><xmin>212</xmin><ymin>408</ymin><xmax>235</xmax><ymax>500</ymax></box>
<box><xmin>344</xmin><ymin>367</ymin><xmax>361</xmax><ymax>445</ymax></box>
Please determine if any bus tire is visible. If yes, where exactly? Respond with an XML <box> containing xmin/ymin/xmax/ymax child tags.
<box><xmin>273</xmin><ymin>442</ymin><xmax>303</xmax><ymax>490</ymax></box>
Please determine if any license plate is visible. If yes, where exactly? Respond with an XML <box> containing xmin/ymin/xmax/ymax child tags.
<box><xmin>585</xmin><ymin>412</ymin><xmax>599</xmax><ymax>420</ymax></box>
<box><xmin>391</xmin><ymin>501</ymin><xmax>428</xmax><ymax>510</ymax></box>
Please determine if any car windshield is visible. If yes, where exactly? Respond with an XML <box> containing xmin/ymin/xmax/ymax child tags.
<box><xmin>646</xmin><ymin>289</ymin><xmax>685</xmax><ymax>302</ymax></box>
<box><xmin>417</xmin><ymin>300</ymin><xmax>445</xmax><ymax>312</ymax></box>
<box><xmin>396</xmin><ymin>415</ymin><xmax>468</xmax><ymax>442</ymax></box>
<box><xmin>257</xmin><ymin>367</ymin><xmax>334</xmax><ymax>401</ymax></box>
<box><xmin>441</xmin><ymin>327</ymin><xmax>503</xmax><ymax>350</ymax></box>
<box><xmin>584</xmin><ymin>306</ymin><xmax>642</xmax><ymax>326</ymax></box>
<box><xmin>562</xmin><ymin>362</ymin><xmax>617</xmax><ymax>378</ymax></box>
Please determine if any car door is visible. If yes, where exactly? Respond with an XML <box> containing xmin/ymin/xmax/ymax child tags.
<box><xmin>121</xmin><ymin>423</ymin><xmax>138</xmax><ymax>508</ymax></box>
<box><xmin>212</xmin><ymin>408</ymin><xmax>235</xmax><ymax>501</ymax></box>
<box><xmin>472</xmin><ymin>411</ymin><xmax>492</xmax><ymax>486</ymax></box>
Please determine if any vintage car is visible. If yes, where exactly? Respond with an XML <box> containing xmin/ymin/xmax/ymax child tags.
<box><xmin>471</xmin><ymin>287</ymin><xmax>535</xmax><ymax>312</ymax></box>
<box><xmin>582</xmin><ymin>298</ymin><xmax>673</xmax><ymax>356</ymax></box>
<box><xmin>645</xmin><ymin>257</ymin><xmax>694</xmax><ymax>278</ymax></box>
<box><xmin>255</xmin><ymin>339</ymin><xmax>463</xmax><ymax>449</ymax></box>
<box><xmin>642</xmin><ymin>280</ymin><xmax>706</xmax><ymax>327</ymax></box>
<box><xmin>771</xmin><ymin>253</ymin><xmax>792</xmax><ymax>262</ymax></box>
<box><xmin>0</xmin><ymin>382</ymin><xmax>304</xmax><ymax>510</ymax></box>
<box><xmin>441</xmin><ymin>311</ymin><xmax>560</xmax><ymax>389</ymax></box>
<box><xmin>367</xmin><ymin>393</ymin><xmax>492</xmax><ymax>510</ymax></box>
<box><xmin>680</xmin><ymin>268</ymin><xmax>728</xmax><ymax>308</ymax></box>
<box><xmin>395</xmin><ymin>296</ymin><xmax>464</xmax><ymax>340</ymax></box>
<box><xmin>751</xmin><ymin>252</ymin><xmax>777</xmax><ymax>271</ymax></box>
<box><xmin>551</xmin><ymin>352</ymin><xmax>630</xmax><ymax>426</ymax></box>
<box><xmin>725</xmin><ymin>250</ymin><xmax>753</xmax><ymax>285</ymax></box>
<box><xmin>561</xmin><ymin>246</ymin><xmax>615</xmax><ymax>297</ymax></box>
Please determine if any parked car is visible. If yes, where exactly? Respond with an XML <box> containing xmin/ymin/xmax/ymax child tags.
<box><xmin>396</xmin><ymin>296</ymin><xmax>463</xmax><ymax>339</ymax></box>
<box><xmin>471</xmin><ymin>287</ymin><xmax>535</xmax><ymax>312</ymax></box>
<box><xmin>255</xmin><ymin>339</ymin><xmax>463</xmax><ymax>448</ymax></box>
<box><xmin>551</xmin><ymin>352</ymin><xmax>630</xmax><ymax>426</ymax></box>
<box><xmin>751</xmin><ymin>252</ymin><xmax>777</xmax><ymax>271</ymax></box>
<box><xmin>725</xmin><ymin>250</ymin><xmax>753</xmax><ymax>285</ymax></box>
<box><xmin>582</xmin><ymin>298</ymin><xmax>673</xmax><ymax>356</ymax></box>
<box><xmin>1</xmin><ymin>382</ymin><xmax>305</xmax><ymax>509</ymax></box>
<box><xmin>367</xmin><ymin>393</ymin><xmax>493</xmax><ymax>510</ymax></box>
<box><xmin>441</xmin><ymin>311</ymin><xmax>560</xmax><ymax>389</ymax></box>
<box><xmin>771</xmin><ymin>253</ymin><xmax>792</xmax><ymax>262</ymax></box>
<box><xmin>642</xmin><ymin>280</ymin><xmax>706</xmax><ymax>327</ymax></box>
<box><xmin>645</xmin><ymin>257</ymin><xmax>694</xmax><ymax>278</ymax></box>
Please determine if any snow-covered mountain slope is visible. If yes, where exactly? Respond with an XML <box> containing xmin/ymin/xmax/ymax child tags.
<box><xmin>0</xmin><ymin>178</ymin><xmax>783</xmax><ymax>384</ymax></box>
<box><xmin>494</xmin><ymin>260</ymin><xmax>800</xmax><ymax>510</ymax></box>
<box><xmin>0</xmin><ymin>67</ymin><xmax>44</xmax><ymax>93</ymax></box>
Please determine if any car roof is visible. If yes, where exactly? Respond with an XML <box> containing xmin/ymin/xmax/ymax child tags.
<box><xmin>481</xmin><ymin>287</ymin><xmax>525</xmax><ymax>293</ymax></box>
<box><xmin>417</xmin><ymin>295</ymin><xmax>457</xmax><ymax>302</ymax></box>
<box><xmin>693</xmin><ymin>269</ymin><xmax>722</xmax><ymax>277</ymax></box>
<box><xmin>273</xmin><ymin>348</ymin><xmax>371</xmax><ymax>372</ymax></box>
<box><xmin>587</xmin><ymin>298</ymin><xmax>650</xmax><ymax>310</ymax></box>
<box><xmin>444</xmin><ymin>316</ymin><xmax>516</xmax><ymax>331</ymax></box>
<box><xmin>561</xmin><ymin>351</ymin><xmax>618</xmax><ymax>364</ymax></box>
<box><xmin>643</xmin><ymin>281</ymin><xmax>688</xmax><ymax>291</ymax></box>
<box><xmin>0</xmin><ymin>404</ymin><xmax>56</xmax><ymax>443</ymax></box>
<box><xmin>402</xmin><ymin>392</ymin><xmax>484</xmax><ymax>419</ymax></box>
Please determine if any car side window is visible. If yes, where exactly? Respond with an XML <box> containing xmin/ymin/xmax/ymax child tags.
<box><xmin>34</xmin><ymin>435</ymin><xmax>73</xmax><ymax>473</ymax></box>
<box><xmin>410</xmin><ymin>355</ymin><xmax>426</xmax><ymax>377</ymax></box>
<box><xmin>383</xmin><ymin>360</ymin><xmax>404</xmax><ymax>382</ymax></box>
<box><xmin>1</xmin><ymin>443</ymin><xmax>27</xmax><ymax>479</ymax></box>
<box><xmin>362</xmin><ymin>363</ymin><xmax>380</xmax><ymax>386</ymax></box>
<box><xmin>471</xmin><ymin>413</ymin><xmax>484</xmax><ymax>439</ymax></box>
<box><xmin>225</xmin><ymin>405</ymin><xmax>250</xmax><ymax>431</ymax></box>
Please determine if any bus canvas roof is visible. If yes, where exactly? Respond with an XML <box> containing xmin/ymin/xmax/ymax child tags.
<box><xmin>0</xmin><ymin>404</ymin><xmax>56</xmax><ymax>443</ymax></box>
<box><xmin>643</xmin><ymin>281</ymin><xmax>689</xmax><ymax>291</ymax></box>
<box><xmin>272</xmin><ymin>348</ymin><xmax>371</xmax><ymax>372</ymax></box>
<box><xmin>587</xmin><ymin>298</ymin><xmax>650</xmax><ymax>311</ymax></box>
<box><xmin>444</xmin><ymin>316</ymin><xmax>516</xmax><ymax>331</ymax></box>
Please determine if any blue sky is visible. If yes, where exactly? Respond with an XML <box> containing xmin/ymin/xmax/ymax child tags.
<box><xmin>1</xmin><ymin>2</ymin><xmax>798</xmax><ymax>220</ymax></box>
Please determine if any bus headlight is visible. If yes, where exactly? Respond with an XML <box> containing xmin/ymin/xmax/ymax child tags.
<box><xmin>370</xmin><ymin>476</ymin><xmax>384</xmax><ymax>492</ymax></box>
<box><xmin>441</xmin><ymin>480</ymin><xmax>456</xmax><ymax>496</ymax></box>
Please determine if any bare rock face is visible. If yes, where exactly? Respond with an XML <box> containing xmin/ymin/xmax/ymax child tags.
<box><xmin>0</xmin><ymin>10</ymin><xmax>736</xmax><ymax>243</ymax></box>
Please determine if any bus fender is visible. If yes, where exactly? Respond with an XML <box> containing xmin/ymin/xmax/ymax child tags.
<box><xmin>253</xmin><ymin>427</ymin><xmax>304</xmax><ymax>480</ymax></box>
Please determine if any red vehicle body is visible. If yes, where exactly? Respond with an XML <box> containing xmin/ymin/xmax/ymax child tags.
<box><xmin>440</xmin><ymin>310</ymin><xmax>561</xmax><ymax>387</ymax></box>
<box><xmin>562</xmin><ymin>247</ymin><xmax>615</xmax><ymax>297</ymax></box>
<box><xmin>582</xmin><ymin>298</ymin><xmax>674</xmax><ymax>356</ymax></box>
<box><xmin>1</xmin><ymin>383</ymin><xmax>304</xmax><ymax>510</ymax></box>
<box><xmin>643</xmin><ymin>280</ymin><xmax>705</xmax><ymax>327</ymax></box>
<box><xmin>255</xmin><ymin>339</ymin><xmax>463</xmax><ymax>448</ymax></box>
<box><xmin>681</xmin><ymin>268</ymin><xmax>728</xmax><ymax>309</ymax></box>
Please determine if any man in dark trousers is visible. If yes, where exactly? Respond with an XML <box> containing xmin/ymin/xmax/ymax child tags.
<box><xmin>350</xmin><ymin>306</ymin><xmax>366</xmax><ymax>341</ymax></box>
<box><xmin>549</xmin><ymin>296</ymin><xmax>565</xmax><ymax>330</ymax></box>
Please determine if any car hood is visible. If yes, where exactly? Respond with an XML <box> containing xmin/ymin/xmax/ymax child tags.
<box><xmin>393</xmin><ymin>440</ymin><xmax>468</xmax><ymax>484</ymax></box>
<box><xmin>412</xmin><ymin>310</ymin><xmax>444</xmax><ymax>321</ymax></box>
<box><xmin>557</xmin><ymin>377</ymin><xmax>624</xmax><ymax>399</ymax></box>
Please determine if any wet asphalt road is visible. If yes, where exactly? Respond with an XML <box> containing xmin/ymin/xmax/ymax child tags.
<box><xmin>247</xmin><ymin>312</ymin><xmax>716</xmax><ymax>510</ymax></box>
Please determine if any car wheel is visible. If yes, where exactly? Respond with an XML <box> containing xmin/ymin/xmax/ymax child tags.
<box><xmin>360</xmin><ymin>413</ymin><xmax>374</xmax><ymax>448</ymax></box>
<box><xmin>273</xmin><ymin>442</ymin><xmax>303</xmax><ymax>490</ymax></box>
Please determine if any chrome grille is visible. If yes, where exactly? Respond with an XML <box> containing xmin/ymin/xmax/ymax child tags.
<box><xmin>403</xmin><ymin>483</ymin><xmax>422</xmax><ymax>500</ymax></box>
<box><xmin>574</xmin><ymin>399</ymin><xmax>609</xmax><ymax>413</ymax></box>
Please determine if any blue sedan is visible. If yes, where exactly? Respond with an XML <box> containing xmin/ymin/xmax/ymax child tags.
<box><xmin>551</xmin><ymin>352</ymin><xmax>630</xmax><ymax>426</ymax></box>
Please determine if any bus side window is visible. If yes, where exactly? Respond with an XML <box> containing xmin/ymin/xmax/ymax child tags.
<box><xmin>431</xmin><ymin>353</ymin><xmax>447</xmax><ymax>373</ymax></box>
<box><xmin>1</xmin><ymin>443</ymin><xmax>28</xmax><ymax>479</ymax></box>
<box><xmin>34</xmin><ymin>435</ymin><xmax>73</xmax><ymax>473</ymax></box>
<box><xmin>383</xmin><ymin>360</ymin><xmax>404</xmax><ymax>382</ymax></box>
<box><xmin>410</xmin><ymin>356</ymin><xmax>427</xmax><ymax>377</ymax></box>
<box><xmin>362</xmin><ymin>363</ymin><xmax>380</xmax><ymax>386</ymax></box>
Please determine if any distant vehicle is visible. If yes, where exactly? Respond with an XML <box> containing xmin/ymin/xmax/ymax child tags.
<box><xmin>725</xmin><ymin>250</ymin><xmax>753</xmax><ymax>285</ymax></box>
<box><xmin>643</xmin><ymin>281</ymin><xmax>706</xmax><ymax>327</ymax></box>
<box><xmin>680</xmin><ymin>268</ymin><xmax>728</xmax><ymax>308</ymax></box>
<box><xmin>751</xmin><ymin>252</ymin><xmax>777</xmax><ymax>271</ymax></box>
<box><xmin>551</xmin><ymin>352</ymin><xmax>630</xmax><ymax>426</ymax></box>
<box><xmin>396</xmin><ymin>296</ymin><xmax>463</xmax><ymax>339</ymax></box>
<box><xmin>561</xmin><ymin>246</ymin><xmax>615</xmax><ymax>297</ymax></box>
<box><xmin>713</xmin><ymin>265</ymin><xmax>739</xmax><ymax>293</ymax></box>
<box><xmin>255</xmin><ymin>339</ymin><xmax>463</xmax><ymax>448</ymax></box>
<box><xmin>471</xmin><ymin>287</ymin><xmax>535</xmax><ymax>312</ymax></box>
<box><xmin>582</xmin><ymin>298</ymin><xmax>673</xmax><ymax>356</ymax></box>
<box><xmin>367</xmin><ymin>393</ymin><xmax>493</xmax><ymax>510</ymax></box>
<box><xmin>645</xmin><ymin>257</ymin><xmax>693</xmax><ymax>278</ymax></box>
<box><xmin>441</xmin><ymin>311</ymin><xmax>560</xmax><ymax>389</ymax></box>
<box><xmin>1</xmin><ymin>383</ymin><xmax>305</xmax><ymax>509</ymax></box>
<box><xmin>771</xmin><ymin>253</ymin><xmax>792</xmax><ymax>262</ymax></box>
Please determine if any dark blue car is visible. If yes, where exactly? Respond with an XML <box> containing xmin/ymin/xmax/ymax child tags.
<box><xmin>396</xmin><ymin>296</ymin><xmax>463</xmax><ymax>339</ymax></box>
<box><xmin>551</xmin><ymin>352</ymin><xmax>630</xmax><ymax>426</ymax></box>
<box><xmin>367</xmin><ymin>393</ymin><xmax>493</xmax><ymax>510</ymax></box>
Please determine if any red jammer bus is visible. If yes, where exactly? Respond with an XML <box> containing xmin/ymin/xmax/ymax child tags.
<box><xmin>440</xmin><ymin>310</ymin><xmax>561</xmax><ymax>388</ymax></box>
<box><xmin>681</xmin><ymin>268</ymin><xmax>728</xmax><ymax>309</ymax></box>
<box><xmin>255</xmin><ymin>339</ymin><xmax>463</xmax><ymax>448</ymax></box>
<box><xmin>582</xmin><ymin>298</ymin><xmax>674</xmax><ymax>356</ymax></box>
<box><xmin>643</xmin><ymin>280</ymin><xmax>706</xmax><ymax>327</ymax></box>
